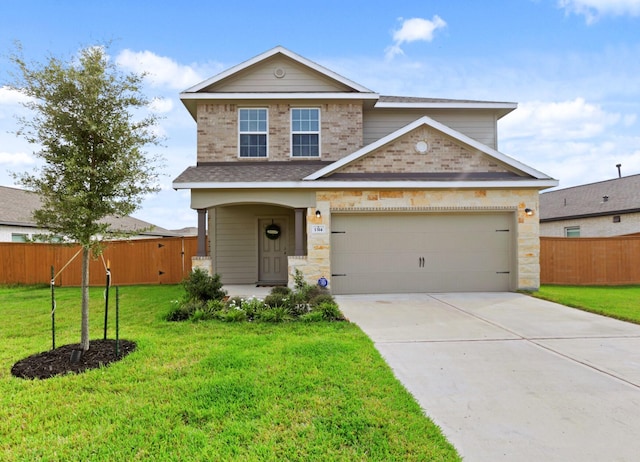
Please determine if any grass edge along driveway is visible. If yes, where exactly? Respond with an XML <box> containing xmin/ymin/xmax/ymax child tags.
<box><xmin>530</xmin><ymin>285</ymin><xmax>640</xmax><ymax>325</ymax></box>
<box><xmin>0</xmin><ymin>284</ymin><xmax>460</xmax><ymax>462</ymax></box>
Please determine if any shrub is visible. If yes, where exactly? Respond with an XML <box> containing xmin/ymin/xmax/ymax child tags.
<box><xmin>257</xmin><ymin>306</ymin><xmax>292</xmax><ymax>323</ymax></box>
<box><xmin>165</xmin><ymin>301</ymin><xmax>193</xmax><ymax>322</ymax></box>
<box><xmin>241</xmin><ymin>297</ymin><xmax>266</xmax><ymax>320</ymax></box>
<box><xmin>181</xmin><ymin>268</ymin><xmax>227</xmax><ymax>303</ymax></box>
<box><xmin>309</xmin><ymin>293</ymin><xmax>335</xmax><ymax>307</ymax></box>
<box><xmin>218</xmin><ymin>307</ymin><xmax>248</xmax><ymax>323</ymax></box>
<box><xmin>299</xmin><ymin>310</ymin><xmax>325</xmax><ymax>322</ymax></box>
<box><xmin>264</xmin><ymin>292</ymin><xmax>291</xmax><ymax>309</ymax></box>
<box><xmin>270</xmin><ymin>286</ymin><xmax>292</xmax><ymax>296</ymax></box>
<box><xmin>313</xmin><ymin>302</ymin><xmax>345</xmax><ymax>321</ymax></box>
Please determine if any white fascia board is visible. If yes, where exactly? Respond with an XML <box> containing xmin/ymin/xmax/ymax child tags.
<box><xmin>183</xmin><ymin>46</ymin><xmax>374</xmax><ymax>94</ymax></box>
<box><xmin>374</xmin><ymin>101</ymin><xmax>517</xmax><ymax>110</ymax></box>
<box><xmin>179</xmin><ymin>92</ymin><xmax>379</xmax><ymax>101</ymax></box>
<box><xmin>173</xmin><ymin>179</ymin><xmax>559</xmax><ymax>190</ymax></box>
<box><xmin>304</xmin><ymin>115</ymin><xmax>554</xmax><ymax>181</ymax></box>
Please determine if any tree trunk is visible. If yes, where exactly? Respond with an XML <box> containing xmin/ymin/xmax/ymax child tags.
<box><xmin>81</xmin><ymin>246</ymin><xmax>90</xmax><ymax>351</ymax></box>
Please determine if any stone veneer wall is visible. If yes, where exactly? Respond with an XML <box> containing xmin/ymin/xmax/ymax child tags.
<box><xmin>290</xmin><ymin>188</ymin><xmax>541</xmax><ymax>291</ymax></box>
<box><xmin>196</xmin><ymin>102</ymin><xmax>363</xmax><ymax>162</ymax></box>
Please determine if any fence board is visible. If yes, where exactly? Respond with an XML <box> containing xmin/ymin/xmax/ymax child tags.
<box><xmin>540</xmin><ymin>236</ymin><xmax>640</xmax><ymax>285</ymax></box>
<box><xmin>0</xmin><ymin>237</ymin><xmax>199</xmax><ymax>286</ymax></box>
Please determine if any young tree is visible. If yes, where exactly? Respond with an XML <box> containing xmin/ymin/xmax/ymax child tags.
<box><xmin>9</xmin><ymin>45</ymin><xmax>162</xmax><ymax>351</ymax></box>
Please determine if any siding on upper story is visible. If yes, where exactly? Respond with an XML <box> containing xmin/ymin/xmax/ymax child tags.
<box><xmin>363</xmin><ymin>108</ymin><xmax>499</xmax><ymax>150</ymax></box>
<box><xmin>202</xmin><ymin>55</ymin><xmax>355</xmax><ymax>93</ymax></box>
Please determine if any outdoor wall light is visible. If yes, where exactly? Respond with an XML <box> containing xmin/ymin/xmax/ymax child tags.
<box><xmin>315</xmin><ymin>210</ymin><xmax>321</xmax><ymax>218</ymax></box>
<box><xmin>524</xmin><ymin>208</ymin><xmax>534</xmax><ymax>216</ymax></box>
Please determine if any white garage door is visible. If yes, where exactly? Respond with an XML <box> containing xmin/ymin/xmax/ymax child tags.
<box><xmin>330</xmin><ymin>213</ymin><xmax>513</xmax><ymax>294</ymax></box>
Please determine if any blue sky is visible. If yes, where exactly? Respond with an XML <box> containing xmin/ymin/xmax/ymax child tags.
<box><xmin>1</xmin><ymin>0</ymin><xmax>639</xmax><ymax>230</ymax></box>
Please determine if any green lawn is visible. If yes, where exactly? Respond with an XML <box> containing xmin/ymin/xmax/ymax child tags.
<box><xmin>0</xmin><ymin>284</ymin><xmax>459</xmax><ymax>461</ymax></box>
<box><xmin>532</xmin><ymin>285</ymin><xmax>640</xmax><ymax>324</ymax></box>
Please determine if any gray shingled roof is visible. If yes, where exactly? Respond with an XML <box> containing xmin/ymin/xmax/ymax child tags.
<box><xmin>173</xmin><ymin>161</ymin><xmax>332</xmax><ymax>184</ymax></box>
<box><xmin>0</xmin><ymin>185</ymin><xmax>177</xmax><ymax>236</ymax></box>
<box><xmin>174</xmin><ymin>161</ymin><xmax>532</xmax><ymax>185</ymax></box>
<box><xmin>539</xmin><ymin>174</ymin><xmax>640</xmax><ymax>221</ymax></box>
<box><xmin>378</xmin><ymin>95</ymin><xmax>515</xmax><ymax>105</ymax></box>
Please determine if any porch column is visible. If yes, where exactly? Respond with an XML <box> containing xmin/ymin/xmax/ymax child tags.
<box><xmin>294</xmin><ymin>208</ymin><xmax>305</xmax><ymax>256</ymax></box>
<box><xmin>197</xmin><ymin>208</ymin><xmax>207</xmax><ymax>256</ymax></box>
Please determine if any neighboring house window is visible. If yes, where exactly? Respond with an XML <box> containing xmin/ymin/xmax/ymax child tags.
<box><xmin>11</xmin><ymin>233</ymin><xmax>28</xmax><ymax>242</ymax></box>
<box><xmin>239</xmin><ymin>108</ymin><xmax>267</xmax><ymax>158</ymax></box>
<box><xmin>613</xmin><ymin>215</ymin><xmax>621</xmax><ymax>223</ymax></box>
<box><xmin>564</xmin><ymin>226</ymin><xmax>580</xmax><ymax>238</ymax></box>
<box><xmin>291</xmin><ymin>108</ymin><xmax>320</xmax><ymax>157</ymax></box>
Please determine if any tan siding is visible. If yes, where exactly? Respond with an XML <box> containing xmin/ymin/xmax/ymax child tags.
<box><xmin>363</xmin><ymin>109</ymin><xmax>498</xmax><ymax>149</ymax></box>
<box><xmin>214</xmin><ymin>205</ymin><xmax>295</xmax><ymax>284</ymax></box>
<box><xmin>206</xmin><ymin>56</ymin><xmax>353</xmax><ymax>93</ymax></box>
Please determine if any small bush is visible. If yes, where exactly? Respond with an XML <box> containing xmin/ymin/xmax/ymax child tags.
<box><xmin>299</xmin><ymin>310</ymin><xmax>325</xmax><ymax>322</ymax></box>
<box><xmin>182</xmin><ymin>268</ymin><xmax>227</xmax><ymax>303</ymax></box>
<box><xmin>270</xmin><ymin>286</ymin><xmax>292</xmax><ymax>296</ymax></box>
<box><xmin>166</xmin><ymin>299</ymin><xmax>209</xmax><ymax>321</ymax></box>
<box><xmin>313</xmin><ymin>302</ymin><xmax>345</xmax><ymax>321</ymax></box>
<box><xmin>309</xmin><ymin>293</ymin><xmax>335</xmax><ymax>307</ymax></box>
<box><xmin>258</xmin><ymin>306</ymin><xmax>292</xmax><ymax>323</ymax></box>
<box><xmin>219</xmin><ymin>307</ymin><xmax>248</xmax><ymax>323</ymax></box>
<box><xmin>264</xmin><ymin>292</ymin><xmax>291</xmax><ymax>309</ymax></box>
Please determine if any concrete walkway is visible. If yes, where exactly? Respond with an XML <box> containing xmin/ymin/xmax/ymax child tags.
<box><xmin>336</xmin><ymin>292</ymin><xmax>640</xmax><ymax>462</ymax></box>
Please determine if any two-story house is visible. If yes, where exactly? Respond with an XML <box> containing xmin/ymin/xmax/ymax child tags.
<box><xmin>173</xmin><ymin>47</ymin><xmax>557</xmax><ymax>294</ymax></box>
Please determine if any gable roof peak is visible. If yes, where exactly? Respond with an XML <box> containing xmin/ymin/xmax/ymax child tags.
<box><xmin>304</xmin><ymin>115</ymin><xmax>556</xmax><ymax>182</ymax></box>
<box><xmin>182</xmin><ymin>46</ymin><xmax>375</xmax><ymax>94</ymax></box>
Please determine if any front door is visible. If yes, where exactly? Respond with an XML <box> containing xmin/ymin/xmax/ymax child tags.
<box><xmin>258</xmin><ymin>218</ymin><xmax>288</xmax><ymax>283</ymax></box>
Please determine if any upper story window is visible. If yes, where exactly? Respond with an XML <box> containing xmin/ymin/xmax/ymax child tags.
<box><xmin>239</xmin><ymin>108</ymin><xmax>267</xmax><ymax>158</ymax></box>
<box><xmin>291</xmin><ymin>108</ymin><xmax>320</xmax><ymax>157</ymax></box>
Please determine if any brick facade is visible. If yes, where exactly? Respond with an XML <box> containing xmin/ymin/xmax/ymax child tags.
<box><xmin>197</xmin><ymin>102</ymin><xmax>363</xmax><ymax>162</ymax></box>
<box><xmin>340</xmin><ymin>126</ymin><xmax>509</xmax><ymax>174</ymax></box>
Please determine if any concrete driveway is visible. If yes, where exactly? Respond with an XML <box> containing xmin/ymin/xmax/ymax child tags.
<box><xmin>336</xmin><ymin>292</ymin><xmax>640</xmax><ymax>462</ymax></box>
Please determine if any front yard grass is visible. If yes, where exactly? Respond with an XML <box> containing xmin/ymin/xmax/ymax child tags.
<box><xmin>0</xmin><ymin>284</ymin><xmax>459</xmax><ymax>461</ymax></box>
<box><xmin>532</xmin><ymin>285</ymin><xmax>640</xmax><ymax>324</ymax></box>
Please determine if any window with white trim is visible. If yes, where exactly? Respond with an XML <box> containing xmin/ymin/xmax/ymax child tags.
<box><xmin>11</xmin><ymin>233</ymin><xmax>28</xmax><ymax>242</ymax></box>
<box><xmin>239</xmin><ymin>108</ymin><xmax>267</xmax><ymax>158</ymax></box>
<box><xmin>564</xmin><ymin>226</ymin><xmax>580</xmax><ymax>238</ymax></box>
<box><xmin>291</xmin><ymin>108</ymin><xmax>320</xmax><ymax>157</ymax></box>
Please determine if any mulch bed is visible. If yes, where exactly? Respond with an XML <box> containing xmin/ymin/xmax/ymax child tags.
<box><xmin>11</xmin><ymin>339</ymin><xmax>136</xmax><ymax>380</ymax></box>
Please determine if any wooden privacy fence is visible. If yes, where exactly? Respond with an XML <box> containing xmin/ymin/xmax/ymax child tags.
<box><xmin>0</xmin><ymin>236</ymin><xmax>199</xmax><ymax>286</ymax></box>
<box><xmin>540</xmin><ymin>236</ymin><xmax>640</xmax><ymax>285</ymax></box>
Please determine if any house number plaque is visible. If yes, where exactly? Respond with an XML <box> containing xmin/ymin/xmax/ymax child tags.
<box><xmin>311</xmin><ymin>225</ymin><xmax>326</xmax><ymax>234</ymax></box>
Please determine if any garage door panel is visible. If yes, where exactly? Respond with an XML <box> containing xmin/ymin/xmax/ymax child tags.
<box><xmin>331</xmin><ymin>213</ymin><xmax>513</xmax><ymax>294</ymax></box>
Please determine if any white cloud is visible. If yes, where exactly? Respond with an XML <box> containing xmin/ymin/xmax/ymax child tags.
<box><xmin>559</xmin><ymin>0</ymin><xmax>640</xmax><ymax>23</ymax></box>
<box><xmin>0</xmin><ymin>151</ymin><xmax>36</xmax><ymax>166</ymax></box>
<box><xmin>500</xmin><ymin>98</ymin><xmax>622</xmax><ymax>140</ymax></box>
<box><xmin>115</xmin><ymin>50</ymin><xmax>207</xmax><ymax>90</ymax></box>
<box><xmin>149</xmin><ymin>97</ymin><xmax>174</xmax><ymax>113</ymax></box>
<box><xmin>385</xmin><ymin>16</ymin><xmax>447</xmax><ymax>60</ymax></box>
<box><xmin>0</xmin><ymin>86</ymin><xmax>31</xmax><ymax>105</ymax></box>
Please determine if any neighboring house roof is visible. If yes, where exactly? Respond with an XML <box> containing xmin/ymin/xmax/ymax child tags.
<box><xmin>540</xmin><ymin>174</ymin><xmax>640</xmax><ymax>222</ymax></box>
<box><xmin>0</xmin><ymin>185</ymin><xmax>178</xmax><ymax>237</ymax></box>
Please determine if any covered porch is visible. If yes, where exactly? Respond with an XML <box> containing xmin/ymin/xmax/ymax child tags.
<box><xmin>190</xmin><ymin>189</ymin><xmax>327</xmax><ymax>287</ymax></box>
